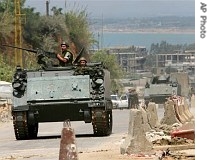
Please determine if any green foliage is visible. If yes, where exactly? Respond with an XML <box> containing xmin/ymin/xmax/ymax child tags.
<box><xmin>22</xmin><ymin>5</ymin><xmax>94</xmax><ymax>59</ymax></box>
<box><xmin>0</xmin><ymin>9</ymin><xmax>14</xmax><ymax>43</ymax></box>
<box><xmin>90</xmin><ymin>50</ymin><xmax>124</xmax><ymax>79</ymax></box>
<box><xmin>90</xmin><ymin>50</ymin><xmax>125</xmax><ymax>93</ymax></box>
<box><xmin>150</xmin><ymin>41</ymin><xmax>195</xmax><ymax>55</ymax></box>
<box><xmin>22</xmin><ymin>9</ymin><xmax>42</xmax><ymax>48</ymax></box>
<box><xmin>0</xmin><ymin>54</ymin><xmax>14</xmax><ymax>82</ymax></box>
<box><xmin>64</xmin><ymin>9</ymin><xmax>94</xmax><ymax>49</ymax></box>
<box><xmin>51</xmin><ymin>6</ymin><xmax>63</xmax><ymax>16</ymax></box>
<box><xmin>21</xmin><ymin>4</ymin><xmax>94</xmax><ymax>67</ymax></box>
<box><xmin>23</xmin><ymin>14</ymin><xmax>66</xmax><ymax>49</ymax></box>
<box><xmin>0</xmin><ymin>1</ymin><xmax>95</xmax><ymax>74</ymax></box>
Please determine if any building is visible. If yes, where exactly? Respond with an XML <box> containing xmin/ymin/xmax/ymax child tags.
<box><xmin>154</xmin><ymin>50</ymin><xmax>195</xmax><ymax>95</ymax></box>
<box><xmin>108</xmin><ymin>46</ymin><xmax>148</xmax><ymax>73</ymax></box>
<box><xmin>155</xmin><ymin>50</ymin><xmax>195</xmax><ymax>70</ymax></box>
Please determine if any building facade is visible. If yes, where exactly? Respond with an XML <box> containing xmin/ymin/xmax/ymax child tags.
<box><xmin>108</xmin><ymin>46</ymin><xmax>147</xmax><ymax>73</ymax></box>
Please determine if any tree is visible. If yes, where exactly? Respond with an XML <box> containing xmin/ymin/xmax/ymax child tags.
<box><xmin>64</xmin><ymin>9</ymin><xmax>94</xmax><ymax>52</ymax></box>
<box><xmin>0</xmin><ymin>54</ymin><xmax>14</xmax><ymax>82</ymax></box>
<box><xmin>90</xmin><ymin>50</ymin><xmax>125</xmax><ymax>93</ymax></box>
<box><xmin>21</xmin><ymin>4</ymin><xmax>94</xmax><ymax>59</ymax></box>
<box><xmin>149</xmin><ymin>41</ymin><xmax>195</xmax><ymax>55</ymax></box>
<box><xmin>1</xmin><ymin>1</ymin><xmax>98</xmax><ymax>72</ymax></box>
<box><xmin>20</xmin><ymin>3</ymin><xmax>94</xmax><ymax>67</ymax></box>
<box><xmin>0</xmin><ymin>8</ymin><xmax>14</xmax><ymax>44</ymax></box>
<box><xmin>51</xmin><ymin>6</ymin><xmax>63</xmax><ymax>16</ymax></box>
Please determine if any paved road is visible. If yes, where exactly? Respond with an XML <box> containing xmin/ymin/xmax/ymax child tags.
<box><xmin>0</xmin><ymin>108</ymin><xmax>165</xmax><ymax>160</ymax></box>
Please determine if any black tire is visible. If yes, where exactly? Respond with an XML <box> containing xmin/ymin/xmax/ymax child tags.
<box><xmin>28</xmin><ymin>123</ymin><xmax>39</xmax><ymax>139</ymax></box>
<box><xmin>13</xmin><ymin>111</ymin><xmax>38</xmax><ymax>140</ymax></box>
<box><xmin>93</xmin><ymin>110</ymin><xmax>113</xmax><ymax>136</ymax></box>
<box><xmin>105</xmin><ymin>110</ymin><xmax>113</xmax><ymax>135</ymax></box>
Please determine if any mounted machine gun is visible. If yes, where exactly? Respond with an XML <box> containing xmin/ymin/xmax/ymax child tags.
<box><xmin>1</xmin><ymin>44</ymin><xmax>84</xmax><ymax>68</ymax></box>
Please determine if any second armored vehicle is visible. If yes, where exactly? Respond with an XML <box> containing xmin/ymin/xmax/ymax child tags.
<box><xmin>144</xmin><ymin>73</ymin><xmax>181</xmax><ymax>104</ymax></box>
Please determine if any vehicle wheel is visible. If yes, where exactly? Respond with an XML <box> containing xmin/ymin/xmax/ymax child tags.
<box><xmin>13</xmin><ymin>111</ymin><xmax>38</xmax><ymax>140</ymax></box>
<box><xmin>28</xmin><ymin>123</ymin><xmax>38</xmax><ymax>139</ymax></box>
<box><xmin>92</xmin><ymin>109</ymin><xmax>113</xmax><ymax>136</ymax></box>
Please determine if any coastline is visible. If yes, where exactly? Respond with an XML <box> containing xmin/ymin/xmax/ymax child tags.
<box><xmin>100</xmin><ymin>28</ymin><xmax>195</xmax><ymax>34</ymax></box>
<box><xmin>92</xmin><ymin>28</ymin><xmax>195</xmax><ymax>49</ymax></box>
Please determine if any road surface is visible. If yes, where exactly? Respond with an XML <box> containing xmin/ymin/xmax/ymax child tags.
<box><xmin>0</xmin><ymin>108</ymin><xmax>164</xmax><ymax>160</ymax></box>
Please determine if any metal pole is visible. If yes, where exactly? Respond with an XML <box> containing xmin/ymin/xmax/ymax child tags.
<box><xmin>46</xmin><ymin>1</ymin><xmax>49</xmax><ymax>16</ymax></box>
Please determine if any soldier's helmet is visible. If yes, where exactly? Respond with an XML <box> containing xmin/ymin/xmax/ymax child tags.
<box><xmin>60</xmin><ymin>41</ymin><xmax>69</xmax><ymax>47</ymax></box>
<box><xmin>79</xmin><ymin>57</ymin><xmax>87</xmax><ymax>63</ymax></box>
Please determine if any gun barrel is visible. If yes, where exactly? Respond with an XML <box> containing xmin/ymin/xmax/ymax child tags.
<box><xmin>73</xmin><ymin>47</ymin><xmax>85</xmax><ymax>64</ymax></box>
<box><xmin>1</xmin><ymin>44</ymin><xmax>37</xmax><ymax>53</ymax></box>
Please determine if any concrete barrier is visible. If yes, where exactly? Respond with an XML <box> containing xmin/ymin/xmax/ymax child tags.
<box><xmin>120</xmin><ymin>108</ymin><xmax>154</xmax><ymax>155</ymax></box>
<box><xmin>146</xmin><ymin>102</ymin><xmax>160</xmax><ymax>128</ymax></box>
<box><xmin>59</xmin><ymin>120</ymin><xmax>78</xmax><ymax>160</ymax></box>
<box><xmin>174</xmin><ymin>103</ymin><xmax>188</xmax><ymax>123</ymax></box>
<box><xmin>183</xmin><ymin>98</ymin><xmax>194</xmax><ymax>120</ymax></box>
<box><xmin>160</xmin><ymin>99</ymin><xmax>181</xmax><ymax>125</ymax></box>
<box><xmin>174</xmin><ymin>97</ymin><xmax>194</xmax><ymax>123</ymax></box>
<box><xmin>191</xmin><ymin>94</ymin><xmax>195</xmax><ymax>108</ymax></box>
<box><xmin>161</xmin><ymin>96</ymin><xmax>194</xmax><ymax>125</ymax></box>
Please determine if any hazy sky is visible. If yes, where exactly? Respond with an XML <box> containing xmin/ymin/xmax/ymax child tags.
<box><xmin>24</xmin><ymin>0</ymin><xmax>195</xmax><ymax>18</ymax></box>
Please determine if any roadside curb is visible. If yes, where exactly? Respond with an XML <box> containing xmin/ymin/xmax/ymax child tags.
<box><xmin>153</xmin><ymin>144</ymin><xmax>195</xmax><ymax>151</ymax></box>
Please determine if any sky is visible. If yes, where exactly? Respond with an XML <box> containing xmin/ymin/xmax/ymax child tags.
<box><xmin>24</xmin><ymin>0</ymin><xmax>195</xmax><ymax>18</ymax></box>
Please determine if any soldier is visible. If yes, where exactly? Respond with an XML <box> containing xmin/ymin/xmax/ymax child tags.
<box><xmin>74</xmin><ymin>57</ymin><xmax>89</xmax><ymax>75</ymax></box>
<box><xmin>56</xmin><ymin>41</ymin><xmax>73</xmax><ymax>66</ymax></box>
<box><xmin>78</xmin><ymin>57</ymin><xmax>87</xmax><ymax>67</ymax></box>
<box><xmin>127</xmin><ymin>89</ymin><xmax>132</xmax><ymax>109</ymax></box>
<box><xmin>131</xmin><ymin>88</ymin><xmax>139</xmax><ymax>109</ymax></box>
<box><xmin>128</xmin><ymin>88</ymin><xmax>139</xmax><ymax>109</ymax></box>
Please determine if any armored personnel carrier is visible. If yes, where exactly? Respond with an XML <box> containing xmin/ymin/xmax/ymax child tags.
<box><xmin>6</xmin><ymin>45</ymin><xmax>113</xmax><ymax>140</ymax></box>
<box><xmin>144</xmin><ymin>73</ymin><xmax>181</xmax><ymax>104</ymax></box>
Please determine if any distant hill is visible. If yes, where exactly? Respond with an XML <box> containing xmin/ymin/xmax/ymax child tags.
<box><xmin>90</xmin><ymin>16</ymin><xmax>195</xmax><ymax>33</ymax></box>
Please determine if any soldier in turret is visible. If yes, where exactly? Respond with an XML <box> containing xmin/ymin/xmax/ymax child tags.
<box><xmin>78</xmin><ymin>57</ymin><xmax>87</xmax><ymax>67</ymax></box>
<box><xmin>56</xmin><ymin>41</ymin><xmax>74</xmax><ymax>66</ymax></box>
<box><xmin>74</xmin><ymin>57</ymin><xmax>89</xmax><ymax>75</ymax></box>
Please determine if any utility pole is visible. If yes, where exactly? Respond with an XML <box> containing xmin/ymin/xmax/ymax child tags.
<box><xmin>14</xmin><ymin>0</ymin><xmax>24</xmax><ymax>67</ymax></box>
<box><xmin>46</xmin><ymin>0</ymin><xmax>49</xmax><ymax>16</ymax></box>
<box><xmin>101</xmin><ymin>14</ymin><xmax>104</xmax><ymax>50</ymax></box>
<box><xmin>97</xmin><ymin>32</ymin><xmax>100</xmax><ymax>51</ymax></box>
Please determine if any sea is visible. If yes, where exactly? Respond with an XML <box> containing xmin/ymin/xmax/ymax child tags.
<box><xmin>93</xmin><ymin>32</ymin><xmax>195</xmax><ymax>51</ymax></box>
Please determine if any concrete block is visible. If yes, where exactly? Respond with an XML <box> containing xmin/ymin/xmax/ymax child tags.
<box><xmin>120</xmin><ymin>109</ymin><xmax>154</xmax><ymax>155</ymax></box>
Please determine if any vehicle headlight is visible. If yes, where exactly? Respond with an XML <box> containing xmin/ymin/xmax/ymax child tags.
<box><xmin>12</xmin><ymin>82</ymin><xmax>21</xmax><ymax>89</ymax></box>
<box><xmin>92</xmin><ymin>78</ymin><xmax>104</xmax><ymax>88</ymax></box>
<box><xmin>97</xmin><ymin>70</ymin><xmax>104</xmax><ymax>76</ymax></box>
<box><xmin>14</xmin><ymin>73</ymin><xmax>20</xmax><ymax>80</ymax></box>
<box><xmin>95</xmin><ymin>79</ymin><xmax>103</xmax><ymax>85</ymax></box>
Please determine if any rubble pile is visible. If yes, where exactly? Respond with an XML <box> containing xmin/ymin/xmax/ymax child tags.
<box><xmin>0</xmin><ymin>103</ymin><xmax>12</xmax><ymax>122</ymax></box>
<box><xmin>146</xmin><ymin>123</ymin><xmax>194</xmax><ymax>146</ymax></box>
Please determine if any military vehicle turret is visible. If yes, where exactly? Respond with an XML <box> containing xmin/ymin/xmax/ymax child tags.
<box><xmin>3</xmin><ymin>44</ymin><xmax>113</xmax><ymax>140</ymax></box>
<box><xmin>144</xmin><ymin>73</ymin><xmax>181</xmax><ymax>104</ymax></box>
